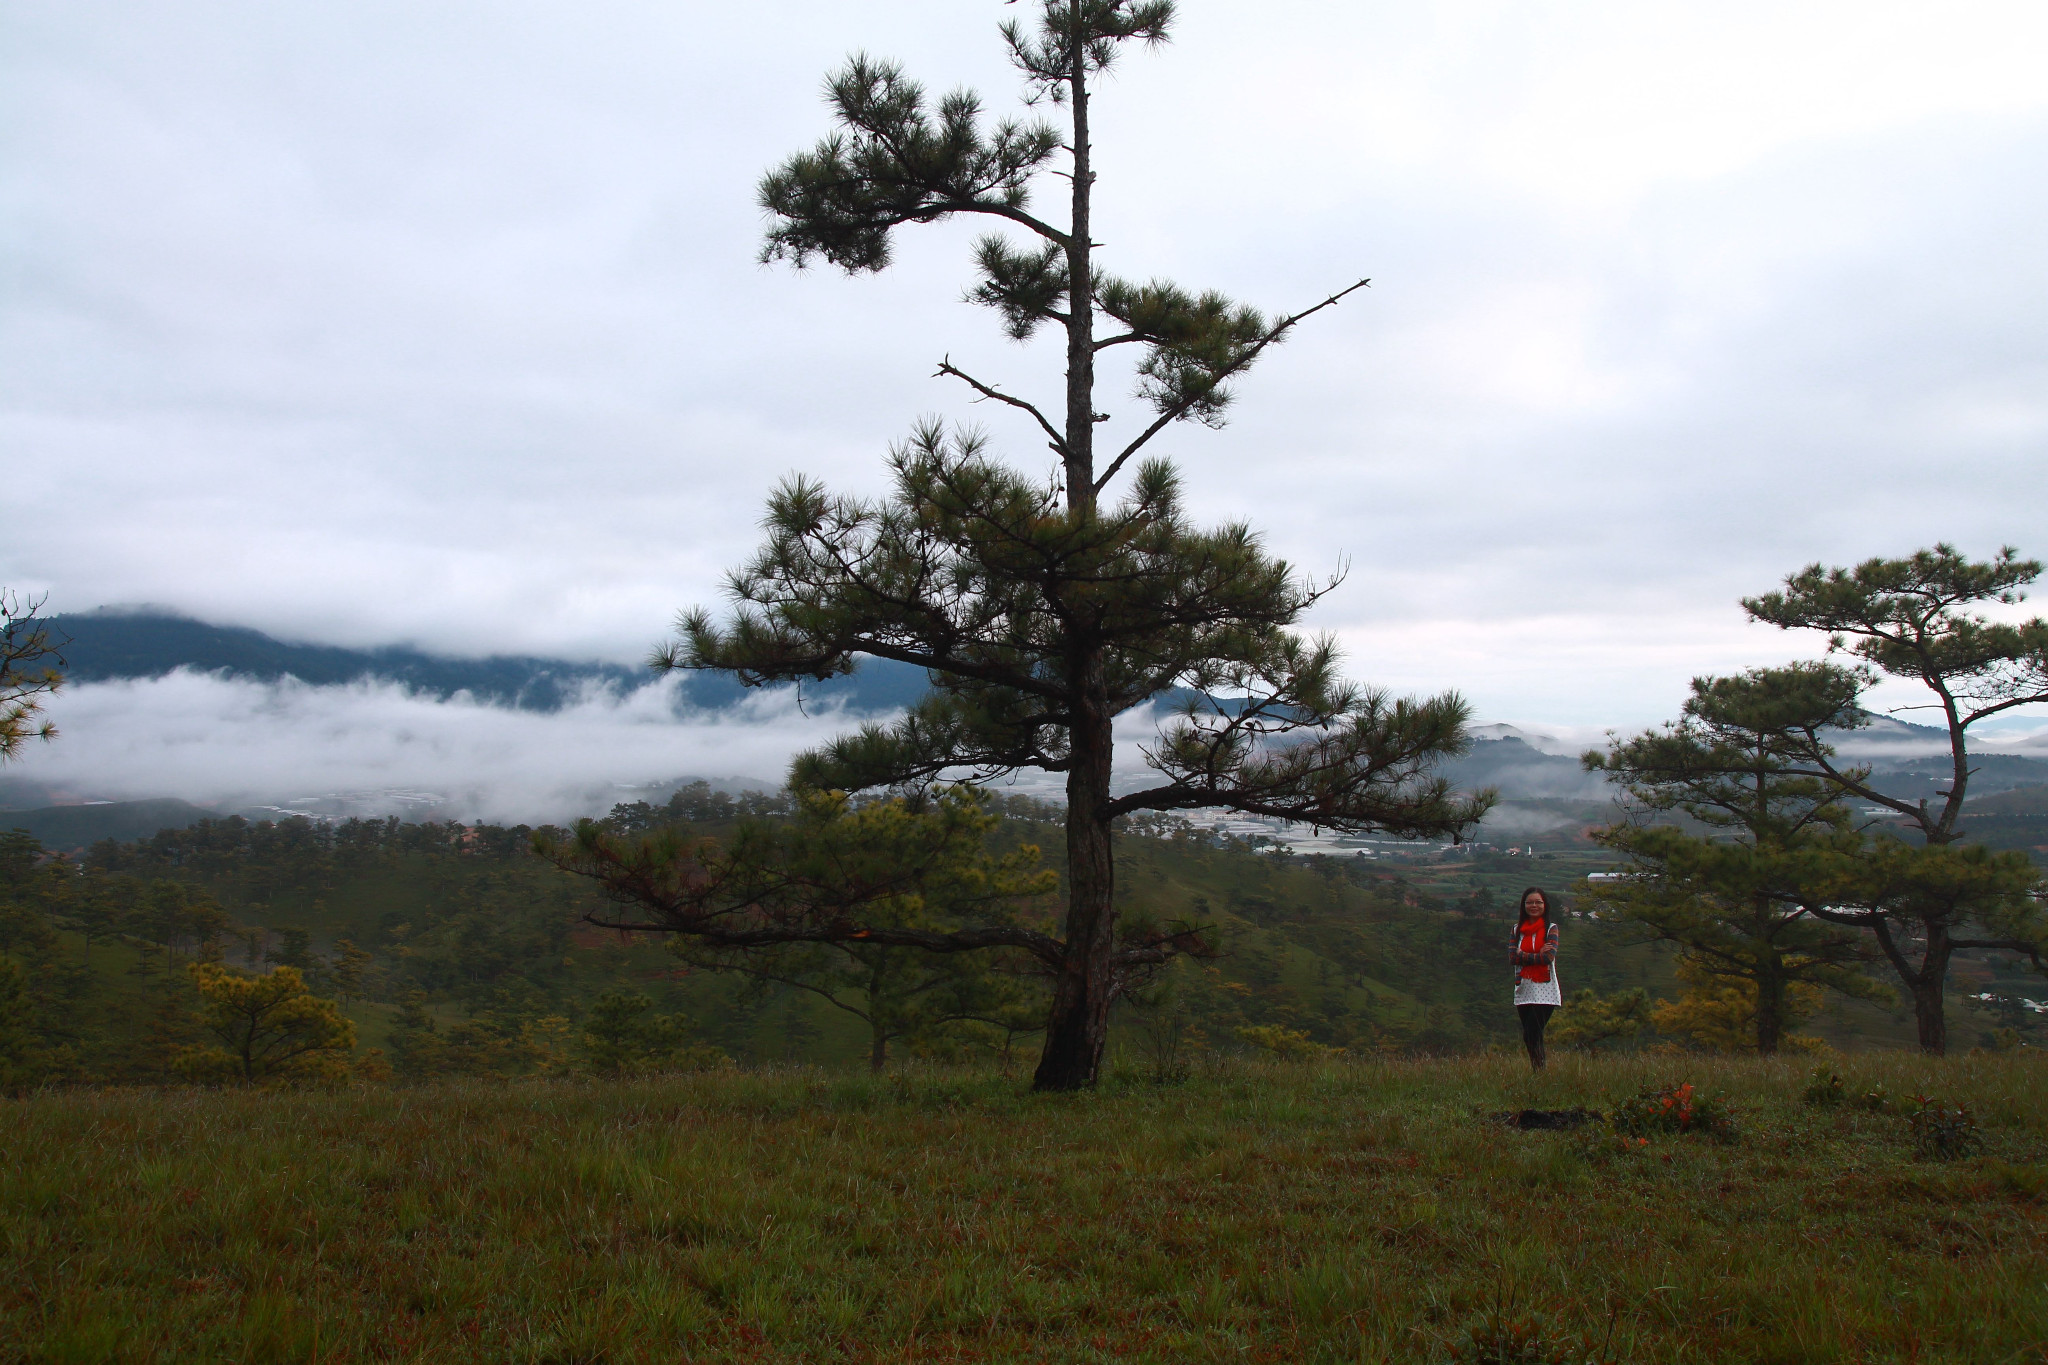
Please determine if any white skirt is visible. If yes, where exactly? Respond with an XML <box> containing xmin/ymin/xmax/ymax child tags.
<box><xmin>1514</xmin><ymin>972</ymin><xmax>1561</xmax><ymax>1007</ymax></box>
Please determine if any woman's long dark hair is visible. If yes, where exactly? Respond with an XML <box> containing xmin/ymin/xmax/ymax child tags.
<box><xmin>1516</xmin><ymin>887</ymin><xmax>1550</xmax><ymax>932</ymax></box>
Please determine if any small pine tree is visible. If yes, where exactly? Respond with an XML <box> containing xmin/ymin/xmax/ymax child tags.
<box><xmin>577</xmin><ymin>991</ymin><xmax>725</xmax><ymax>1077</ymax></box>
<box><xmin>174</xmin><ymin>963</ymin><xmax>356</xmax><ymax>1085</ymax></box>
<box><xmin>266</xmin><ymin>927</ymin><xmax>314</xmax><ymax>970</ymax></box>
<box><xmin>1585</xmin><ymin>663</ymin><xmax>1893</xmax><ymax>1054</ymax></box>
<box><xmin>327</xmin><ymin>938</ymin><xmax>375</xmax><ymax>1005</ymax></box>
<box><xmin>386</xmin><ymin>991</ymin><xmax>448</xmax><ymax>1078</ymax></box>
<box><xmin>0</xmin><ymin>831</ymin><xmax>62</xmax><ymax>960</ymax></box>
<box><xmin>137</xmin><ymin>975</ymin><xmax>207</xmax><ymax>1082</ymax></box>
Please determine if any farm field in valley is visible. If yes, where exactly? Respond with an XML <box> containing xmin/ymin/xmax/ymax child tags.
<box><xmin>5</xmin><ymin>1054</ymin><xmax>2044</xmax><ymax>1364</ymax></box>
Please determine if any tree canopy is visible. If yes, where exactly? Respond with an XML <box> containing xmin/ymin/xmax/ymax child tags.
<box><xmin>1743</xmin><ymin>543</ymin><xmax>2048</xmax><ymax>843</ymax></box>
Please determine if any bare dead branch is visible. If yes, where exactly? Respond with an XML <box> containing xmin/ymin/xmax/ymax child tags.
<box><xmin>935</xmin><ymin>357</ymin><xmax>1070</xmax><ymax>456</ymax></box>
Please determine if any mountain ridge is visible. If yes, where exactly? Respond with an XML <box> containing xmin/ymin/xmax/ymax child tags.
<box><xmin>49</xmin><ymin>610</ymin><xmax>930</xmax><ymax>715</ymax></box>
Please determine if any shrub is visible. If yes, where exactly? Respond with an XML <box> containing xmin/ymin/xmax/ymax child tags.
<box><xmin>1646</xmin><ymin>960</ymin><xmax>1827</xmax><ymax>1055</ymax></box>
<box><xmin>1802</xmin><ymin>1067</ymin><xmax>1845</xmax><ymax>1107</ymax></box>
<box><xmin>1610</xmin><ymin>1082</ymin><xmax>1737</xmax><ymax>1140</ymax></box>
<box><xmin>1549</xmin><ymin>988</ymin><xmax>1651</xmax><ymax>1052</ymax></box>
<box><xmin>1907</xmin><ymin>1096</ymin><xmax>1984</xmax><ymax>1162</ymax></box>
<box><xmin>1236</xmin><ymin>1024</ymin><xmax>1339</xmax><ymax>1059</ymax></box>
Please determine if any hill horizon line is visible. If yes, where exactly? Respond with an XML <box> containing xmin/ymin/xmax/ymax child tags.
<box><xmin>44</xmin><ymin>608</ymin><xmax>930</xmax><ymax>716</ymax></box>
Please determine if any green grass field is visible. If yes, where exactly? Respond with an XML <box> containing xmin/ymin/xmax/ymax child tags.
<box><xmin>5</xmin><ymin>1055</ymin><xmax>2045</xmax><ymax>1364</ymax></box>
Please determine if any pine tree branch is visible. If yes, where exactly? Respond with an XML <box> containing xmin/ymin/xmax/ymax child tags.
<box><xmin>1112</xmin><ymin>683</ymin><xmax>1490</xmax><ymax>834</ymax></box>
<box><xmin>843</xmin><ymin>638</ymin><xmax>1066</xmax><ymax>699</ymax></box>
<box><xmin>1092</xmin><ymin>278</ymin><xmax>1369</xmax><ymax>494</ymax></box>
<box><xmin>1962</xmin><ymin>692</ymin><xmax>2048</xmax><ymax>727</ymax></box>
<box><xmin>1807</xmin><ymin>905</ymin><xmax>1886</xmax><ymax>928</ymax></box>
<box><xmin>1111</xmin><ymin>923</ymin><xmax>1218</xmax><ymax>971</ymax></box>
<box><xmin>681</xmin><ymin>956</ymin><xmax>880</xmax><ymax>1026</ymax></box>
<box><xmin>1949</xmin><ymin>937</ymin><xmax>2044</xmax><ymax>965</ymax></box>
<box><xmin>935</xmin><ymin>357</ymin><xmax>1070</xmax><ymax>456</ymax></box>
<box><xmin>1772</xmin><ymin>744</ymin><xmax>1930</xmax><ymax>834</ymax></box>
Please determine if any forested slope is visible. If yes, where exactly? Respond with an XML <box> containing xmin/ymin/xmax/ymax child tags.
<box><xmin>8</xmin><ymin>784</ymin><xmax>2033</xmax><ymax>1088</ymax></box>
<box><xmin>0</xmin><ymin>791</ymin><xmax>1633</xmax><ymax>1081</ymax></box>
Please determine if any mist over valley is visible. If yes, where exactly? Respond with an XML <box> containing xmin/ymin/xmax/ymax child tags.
<box><xmin>12</xmin><ymin>612</ymin><xmax>2048</xmax><ymax>852</ymax></box>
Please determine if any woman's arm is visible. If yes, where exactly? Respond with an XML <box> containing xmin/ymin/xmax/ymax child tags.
<box><xmin>1512</xmin><ymin>924</ymin><xmax>1560</xmax><ymax>967</ymax></box>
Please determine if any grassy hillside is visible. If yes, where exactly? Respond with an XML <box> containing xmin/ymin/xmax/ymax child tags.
<box><xmin>4</xmin><ymin>1056</ymin><xmax>2043</xmax><ymax>1363</ymax></box>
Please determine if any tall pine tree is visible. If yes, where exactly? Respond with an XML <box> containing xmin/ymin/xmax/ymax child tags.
<box><xmin>564</xmin><ymin>1</ymin><xmax>1489</xmax><ymax>1089</ymax></box>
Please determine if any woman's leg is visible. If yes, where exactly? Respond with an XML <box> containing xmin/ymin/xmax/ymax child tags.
<box><xmin>1517</xmin><ymin>1003</ymin><xmax>1555</xmax><ymax>1070</ymax></box>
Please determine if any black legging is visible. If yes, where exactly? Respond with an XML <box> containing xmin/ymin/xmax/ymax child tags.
<box><xmin>1518</xmin><ymin>1003</ymin><xmax>1554</xmax><ymax>1065</ymax></box>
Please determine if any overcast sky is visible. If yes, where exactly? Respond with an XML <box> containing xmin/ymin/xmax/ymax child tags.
<box><xmin>6</xmin><ymin>0</ymin><xmax>2047</xmax><ymax>732</ymax></box>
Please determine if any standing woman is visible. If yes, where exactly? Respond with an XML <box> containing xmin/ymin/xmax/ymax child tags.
<box><xmin>1511</xmin><ymin>888</ymin><xmax>1561</xmax><ymax>1070</ymax></box>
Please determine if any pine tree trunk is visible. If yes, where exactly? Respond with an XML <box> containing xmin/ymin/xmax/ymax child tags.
<box><xmin>1910</xmin><ymin>921</ymin><xmax>1951</xmax><ymax>1055</ymax></box>
<box><xmin>1058</xmin><ymin>0</ymin><xmax>1096</xmax><ymax>518</ymax></box>
<box><xmin>1031</xmin><ymin>10</ymin><xmax>1113</xmax><ymax>1093</ymax></box>
<box><xmin>869</xmin><ymin>1028</ymin><xmax>887</xmax><ymax>1073</ymax></box>
<box><xmin>1033</xmin><ymin>702</ymin><xmax>1118</xmax><ymax>1091</ymax></box>
<box><xmin>1754</xmin><ymin>971</ymin><xmax>1784</xmax><ymax>1057</ymax></box>
<box><xmin>1871</xmin><ymin>915</ymin><xmax>1950</xmax><ymax>1055</ymax></box>
<box><xmin>1749</xmin><ymin>892</ymin><xmax>1785</xmax><ymax>1057</ymax></box>
<box><xmin>1909</xmin><ymin>978</ymin><xmax>1947</xmax><ymax>1055</ymax></box>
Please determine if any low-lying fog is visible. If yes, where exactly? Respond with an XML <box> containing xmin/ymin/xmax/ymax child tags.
<box><xmin>11</xmin><ymin>670</ymin><xmax>1169</xmax><ymax>823</ymax></box>
<box><xmin>14</xmin><ymin>670</ymin><xmax>855</xmax><ymax>824</ymax></box>
<box><xmin>17</xmin><ymin>671</ymin><xmax>2043</xmax><ymax>828</ymax></box>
